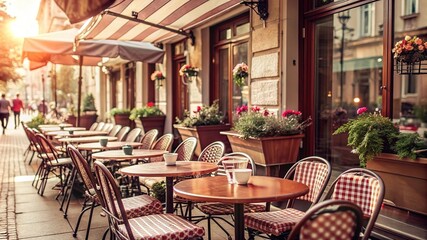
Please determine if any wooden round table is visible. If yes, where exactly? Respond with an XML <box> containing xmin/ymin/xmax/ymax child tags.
<box><xmin>77</xmin><ymin>141</ymin><xmax>143</xmax><ymax>151</ymax></box>
<box><xmin>92</xmin><ymin>149</ymin><xmax>167</xmax><ymax>161</ymax></box>
<box><xmin>39</xmin><ymin>123</ymin><xmax>72</xmax><ymax>128</ymax></box>
<box><xmin>54</xmin><ymin>130</ymin><xmax>108</xmax><ymax>138</ymax></box>
<box><xmin>119</xmin><ymin>161</ymin><xmax>218</xmax><ymax>213</ymax></box>
<box><xmin>41</xmin><ymin>127</ymin><xmax>86</xmax><ymax>133</ymax></box>
<box><xmin>174</xmin><ymin>176</ymin><xmax>309</xmax><ymax>240</ymax></box>
<box><xmin>58</xmin><ymin>136</ymin><xmax>118</xmax><ymax>144</ymax></box>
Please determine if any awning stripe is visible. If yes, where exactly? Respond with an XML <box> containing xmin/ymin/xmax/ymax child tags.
<box><xmin>77</xmin><ymin>0</ymin><xmax>241</xmax><ymax>42</ymax></box>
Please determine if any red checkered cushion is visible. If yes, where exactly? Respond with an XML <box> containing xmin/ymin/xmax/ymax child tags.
<box><xmin>119</xmin><ymin>195</ymin><xmax>164</xmax><ymax>219</ymax></box>
<box><xmin>199</xmin><ymin>203</ymin><xmax>265</xmax><ymax>215</ymax></box>
<box><xmin>244</xmin><ymin>208</ymin><xmax>305</xmax><ymax>236</ymax></box>
<box><xmin>294</xmin><ymin>162</ymin><xmax>329</xmax><ymax>202</ymax></box>
<box><xmin>299</xmin><ymin>210</ymin><xmax>358</xmax><ymax>239</ymax></box>
<box><xmin>332</xmin><ymin>173</ymin><xmax>381</xmax><ymax>217</ymax></box>
<box><xmin>119</xmin><ymin>213</ymin><xmax>205</xmax><ymax>240</ymax></box>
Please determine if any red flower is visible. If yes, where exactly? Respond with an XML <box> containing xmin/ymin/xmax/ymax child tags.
<box><xmin>282</xmin><ymin>110</ymin><xmax>302</xmax><ymax>118</ymax></box>
<box><xmin>263</xmin><ymin>109</ymin><xmax>270</xmax><ymax>116</ymax></box>
<box><xmin>236</xmin><ymin>105</ymin><xmax>248</xmax><ymax>115</ymax></box>
<box><xmin>251</xmin><ymin>106</ymin><xmax>260</xmax><ymax>112</ymax></box>
<box><xmin>147</xmin><ymin>102</ymin><xmax>154</xmax><ymax>107</ymax></box>
<box><xmin>357</xmin><ymin>107</ymin><xmax>368</xmax><ymax>115</ymax></box>
<box><xmin>197</xmin><ymin>106</ymin><xmax>202</xmax><ymax>112</ymax></box>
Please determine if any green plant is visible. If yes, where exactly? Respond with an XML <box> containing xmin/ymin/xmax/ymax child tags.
<box><xmin>233</xmin><ymin>106</ymin><xmax>311</xmax><ymax>139</ymax></box>
<box><xmin>25</xmin><ymin>114</ymin><xmax>59</xmax><ymax>130</ymax></box>
<box><xmin>110</xmin><ymin>108</ymin><xmax>131</xmax><ymax>116</ymax></box>
<box><xmin>129</xmin><ymin>102</ymin><xmax>164</xmax><ymax>120</ymax></box>
<box><xmin>175</xmin><ymin>99</ymin><xmax>224</xmax><ymax>127</ymax></box>
<box><xmin>414</xmin><ymin>102</ymin><xmax>427</xmax><ymax>123</ymax></box>
<box><xmin>334</xmin><ymin>107</ymin><xmax>427</xmax><ymax>167</ymax></box>
<box><xmin>82</xmin><ymin>93</ymin><xmax>96</xmax><ymax>112</ymax></box>
<box><xmin>393</xmin><ymin>133</ymin><xmax>427</xmax><ymax>159</ymax></box>
<box><xmin>232</xmin><ymin>62</ymin><xmax>249</xmax><ymax>87</ymax></box>
<box><xmin>150</xmin><ymin>181</ymin><xmax>166</xmax><ymax>203</ymax></box>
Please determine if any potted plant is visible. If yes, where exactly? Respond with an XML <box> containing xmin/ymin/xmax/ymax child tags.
<box><xmin>110</xmin><ymin>108</ymin><xmax>132</xmax><ymax>127</ymax></box>
<box><xmin>66</xmin><ymin>94</ymin><xmax>98</xmax><ymax>128</ymax></box>
<box><xmin>150</xmin><ymin>181</ymin><xmax>166</xmax><ymax>203</ymax></box>
<box><xmin>151</xmin><ymin>70</ymin><xmax>165</xmax><ymax>87</ymax></box>
<box><xmin>174</xmin><ymin>99</ymin><xmax>231</xmax><ymax>156</ymax></box>
<box><xmin>232</xmin><ymin>62</ymin><xmax>249</xmax><ymax>87</ymax></box>
<box><xmin>333</xmin><ymin>107</ymin><xmax>427</xmax><ymax>215</ymax></box>
<box><xmin>393</xmin><ymin>35</ymin><xmax>427</xmax><ymax>74</ymax></box>
<box><xmin>221</xmin><ymin>106</ymin><xmax>311</xmax><ymax>176</ymax></box>
<box><xmin>179</xmin><ymin>64</ymin><xmax>199</xmax><ymax>84</ymax></box>
<box><xmin>130</xmin><ymin>102</ymin><xmax>165</xmax><ymax>134</ymax></box>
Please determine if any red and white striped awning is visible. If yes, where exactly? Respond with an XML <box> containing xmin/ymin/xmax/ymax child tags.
<box><xmin>77</xmin><ymin>0</ymin><xmax>241</xmax><ymax>43</ymax></box>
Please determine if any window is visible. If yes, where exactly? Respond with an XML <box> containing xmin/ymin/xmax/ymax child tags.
<box><xmin>403</xmin><ymin>0</ymin><xmax>418</xmax><ymax>15</ymax></box>
<box><xmin>360</xmin><ymin>4</ymin><xmax>372</xmax><ymax>36</ymax></box>
<box><xmin>401</xmin><ymin>75</ymin><xmax>417</xmax><ymax>96</ymax></box>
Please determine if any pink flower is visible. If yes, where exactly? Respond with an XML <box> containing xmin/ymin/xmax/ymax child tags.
<box><xmin>251</xmin><ymin>106</ymin><xmax>260</xmax><ymax>112</ymax></box>
<box><xmin>236</xmin><ymin>105</ymin><xmax>248</xmax><ymax>115</ymax></box>
<box><xmin>147</xmin><ymin>102</ymin><xmax>154</xmax><ymax>107</ymax></box>
<box><xmin>357</xmin><ymin>107</ymin><xmax>368</xmax><ymax>115</ymax></box>
<box><xmin>263</xmin><ymin>110</ymin><xmax>270</xmax><ymax>116</ymax></box>
<box><xmin>415</xmin><ymin>37</ymin><xmax>423</xmax><ymax>45</ymax></box>
<box><xmin>282</xmin><ymin>110</ymin><xmax>302</xmax><ymax>118</ymax></box>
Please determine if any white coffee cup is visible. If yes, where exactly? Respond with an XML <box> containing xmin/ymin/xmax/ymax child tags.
<box><xmin>233</xmin><ymin>169</ymin><xmax>252</xmax><ymax>184</ymax></box>
<box><xmin>164</xmin><ymin>153</ymin><xmax>178</xmax><ymax>166</ymax></box>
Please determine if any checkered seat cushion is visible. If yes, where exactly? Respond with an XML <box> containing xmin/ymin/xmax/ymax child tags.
<box><xmin>331</xmin><ymin>173</ymin><xmax>381</xmax><ymax>217</ymax></box>
<box><xmin>118</xmin><ymin>213</ymin><xmax>205</xmax><ymax>240</ymax></box>
<box><xmin>244</xmin><ymin>208</ymin><xmax>306</xmax><ymax>236</ymax></box>
<box><xmin>120</xmin><ymin>195</ymin><xmax>164</xmax><ymax>219</ymax></box>
<box><xmin>199</xmin><ymin>203</ymin><xmax>265</xmax><ymax>215</ymax></box>
<box><xmin>299</xmin><ymin>210</ymin><xmax>358</xmax><ymax>240</ymax></box>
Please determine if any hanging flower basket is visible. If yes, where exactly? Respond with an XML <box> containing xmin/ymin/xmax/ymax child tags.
<box><xmin>393</xmin><ymin>35</ymin><xmax>427</xmax><ymax>75</ymax></box>
<box><xmin>395</xmin><ymin>59</ymin><xmax>427</xmax><ymax>75</ymax></box>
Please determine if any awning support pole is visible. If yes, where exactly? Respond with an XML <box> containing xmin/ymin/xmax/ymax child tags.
<box><xmin>104</xmin><ymin>10</ymin><xmax>195</xmax><ymax>45</ymax></box>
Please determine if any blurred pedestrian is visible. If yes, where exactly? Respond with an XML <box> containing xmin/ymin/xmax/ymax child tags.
<box><xmin>38</xmin><ymin>99</ymin><xmax>48</xmax><ymax>116</ymax></box>
<box><xmin>12</xmin><ymin>93</ymin><xmax>24</xmax><ymax>129</ymax></box>
<box><xmin>0</xmin><ymin>94</ymin><xmax>11</xmax><ymax>134</ymax></box>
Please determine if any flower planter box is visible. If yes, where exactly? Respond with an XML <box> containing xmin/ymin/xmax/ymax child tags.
<box><xmin>174</xmin><ymin>124</ymin><xmax>231</xmax><ymax>157</ymax></box>
<box><xmin>137</xmin><ymin>116</ymin><xmax>166</xmax><ymax>134</ymax></box>
<box><xmin>113</xmin><ymin>113</ymin><xmax>133</xmax><ymax>127</ymax></box>
<box><xmin>367</xmin><ymin>153</ymin><xmax>427</xmax><ymax>215</ymax></box>
<box><xmin>221</xmin><ymin>131</ymin><xmax>304</xmax><ymax>176</ymax></box>
<box><xmin>66</xmin><ymin>114</ymin><xmax>98</xmax><ymax>129</ymax></box>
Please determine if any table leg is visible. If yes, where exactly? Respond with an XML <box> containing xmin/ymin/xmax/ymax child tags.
<box><xmin>234</xmin><ymin>203</ymin><xmax>245</xmax><ymax>240</ymax></box>
<box><xmin>165</xmin><ymin>177</ymin><xmax>174</xmax><ymax>213</ymax></box>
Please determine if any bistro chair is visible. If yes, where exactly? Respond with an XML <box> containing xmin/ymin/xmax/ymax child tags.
<box><xmin>287</xmin><ymin>199</ymin><xmax>364</xmax><ymax>240</ymax></box>
<box><xmin>174</xmin><ymin>141</ymin><xmax>226</xmax><ymax>219</ymax></box>
<box><xmin>123</xmin><ymin>128</ymin><xmax>143</xmax><ymax>142</ymax></box>
<box><xmin>88</xmin><ymin>122</ymin><xmax>98</xmax><ymax>131</ymax></box>
<box><xmin>22</xmin><ymin>124</ymin><xmax>38</xmax><ymax>165</ymax></box>
<box><xmin>93</xmin><ymin>160</ymin><xmax>205</xmax><ymax>240</ymax></box>
<box><xmin>245</xmin><ymin>156</ymin><xmax>332</xmax><ymax>240</ymax></box>
<box><xmin>34</xmin><ymin>133</ymin><xmax>73</xmax><ymax>196</ymax></box>
<box><xmin>322</xmin><ymin>168</ymin><xmax>385</xmax><ymax>240</ymax></box>
<box><xmin>147</xmin><ymin>133</ymin><xmax>174</xmax><ymax>162</ymax></box>
<box><xmin>115</xmin><ymin>126</ymin><xmax>130</xmax><ymax>141</ymax></box>
<box><xmin>94</xmin><ymin>122</ymin><xmax>105</xmax><ymax>131</ymax></box>
<box><xmin>138</xmin><ymin>129</ymin><xmax>158</xmax><ymax>149</ymax></box>
<box><xmin>196</xmin><ymin>152</ymin><xmax>263</xmax><ymax>240</ymax></box>
<box><xmin>108</xmin><ymin>124</ymin><xmax>122</xmax><ymax>137</ymax></box>
<box><xmin>66</xmin><ymin>146</ymin><xmax>164</xmax><ymax>240</ymax></box>
<box><xmin>101</xmin><ymin>122</ymin><xmax>114</xmax><ymax>133</ymax></box>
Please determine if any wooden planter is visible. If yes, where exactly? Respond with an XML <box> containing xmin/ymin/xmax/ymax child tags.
<box><xmin>174</xmin><ymin>124</ymin><xmax>232</xmax><ymax>157</ymax></box>
<box><xmin>113</xmin><ymin>113</ymin><xmax>133</xmax><ymax>127</ymax></box>
<box><xmin>367</xmin><ymin>153</ymin><xmax>427</xmax><ymax>215</ymax></box>
<box><xmin>137</xmin><ymin>115</ymin><xmax>166</xmax><ymax>134</ymax></box>
<box><xmin>66</xmin><ymin>114</ymin><xmax>98</xmax><ymax>129</ymax></box>
<box><xmin>221</xmin><ymin>131</ymin><xmax>304</xmax><ymax>176</ymax></box>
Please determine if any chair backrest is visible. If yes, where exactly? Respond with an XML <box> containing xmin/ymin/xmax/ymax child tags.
<box><xmin>102</xmin><ymin>123</ymin><xmax>114</xmax><ymax>132</ymax></box>
<box><xmin>288</xmin><ymin>199</ymin><xmax>363</xmax><ymax>240</ymax></box>
<box><xmin>124</xmin><ymin>128</ymin><xmax>143</xmax><ymax>142</ymax></box>
<box><xmin>284</xmin><ymin>156</ymin><xmax>331</xmax><ymax>207</ymax></box>
<box><xmin>89</xmin><ymin>122</ymin><xmax>98</xmax><ymax>131</ymax></box>
<box><xmin>67</xmin><ymin>145</ymin><xmax>99</xmax><ymax>199</ymax></box>
<box><xmin>35</xmin><ymin>133</ymin><xmax>59</xmax><ymax>163</ymax></box>
<box><xmin>108</xmin><ymin>125</ymin><xmax>122</xmax><ymax>137</ymax></box>
<box><xmin>197</xmin><ymin>141</ymin><xmax>225</xmax><ymax>164</ymax></box>
<box><xmin>94</xmin><ymin>122</ymin><xmax>105</xmax><ymax>131</ymax></box>
<box><xmin>26</xmin><ymin>127</ymin><xmax>42</xmax><ymax>154</ymax></box>
<box><xmin>116</xmin><ymin>126</ymin><xmax>130</xmax><ymax>141</ymax></box>
<box><xmin>149</xmin><ymin>134</ymin><xmax>174</xmax><ymax>162</ymax></box>
<box><xmin>323</xmin><ymin>168</ymin><xmax>385</xmax><ymax>240</ymax></box>
<box><xmin>138</xmin><ymin>129</ymin><xmax>159</xmax><ymax>149</ymax></box>
<box><xmin>173</xmin><ymin>137</ymin><xmax>197</xmax><ymax>161</ymax></box>
<box><xmin>217</xmin><ymin>152</ymin><xmax>257</xmax><ymax>176</ymax></box>
<box><xmin>93</xmin><ymin>161</ymin><xmax>134</xmax><ymax>240</ymax></box>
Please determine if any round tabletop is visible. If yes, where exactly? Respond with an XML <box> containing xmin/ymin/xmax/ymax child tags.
<box><xmin>58</xmin><ymin>136</ymin><xmax>118</xmax><ymax>144</ymax></box>
<box><xmin>39</xmin><ymin>123</ymin><xmax>72</xmax><ymax>128</ymax></box>
<box><xmin>174</xmin><ymin>175</ymin><xmax>309</xmax><ymax>204</ymax></box>
<box><xmin>77</xmin><ymin>141</ymin><xmax>143</xmax><ymax>151</ymax></box>
<box><xmin>41</xmin><ymin>127</ymin><xmax>86</xmax><ymax>133</ymax></box>
<box><xmin>92</xmin><ymin>149</ymin><xmax>167</xmax><ymax>161</ymax></box>
<box><xmin>54</xmin><ymin>130</ymin><xmax>108</xmax><ymax>138</ymax></box>
<box><xmin>119</xmin><ymin>161</ymin><xmax>219</xmax><ymax>178</ymax></box>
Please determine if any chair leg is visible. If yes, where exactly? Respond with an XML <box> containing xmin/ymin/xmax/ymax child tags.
<box><xmin>27</xmin><ymin>151</ymin><xmax>35</xmax><ymax>165</ymax></box>
<box><xmin>61</xmin><ymin>169</ymin><xmax>77</xmax><ymax>217</ymax></box>
<box><xmin>32</xmin><ymin>163</ymin><xmax>43</xmax><ymax>187</ymax></box>
<box><xmin>84</xmin><ymin>201</ymin><xmax>96</xmax><ymax>240</ymax></box>
<box><xmin>102</xmin><ymin>227</ymin><xmax>110</xmax><ymax>240</ymax></box>
<box><xmin>73</xmin><ymin>201</ymin><xmax>97</xmax><ymax>237</ymax></box>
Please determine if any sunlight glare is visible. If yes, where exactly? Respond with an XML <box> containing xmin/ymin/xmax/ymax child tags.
<box><xmin>10</xmin><ymin>19</ymin><xmax>39</xmax><ymax>38</ymax></box>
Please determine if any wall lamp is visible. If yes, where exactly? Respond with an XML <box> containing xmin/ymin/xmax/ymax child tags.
<box><xmin>241</xmin><ymin>0</ymin><xmax>269</xmax><ymax>21</ymax></box>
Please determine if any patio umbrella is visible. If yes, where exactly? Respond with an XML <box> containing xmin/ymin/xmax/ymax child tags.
<box><xmin>23</xmin><ymin>28</ymin><xmax>164</xmax><ymax>125</ymax></box>
<box><xmin>53</xmin><ymin>0</ymin><xmax>115</xmax><ymax>24</ymax></box>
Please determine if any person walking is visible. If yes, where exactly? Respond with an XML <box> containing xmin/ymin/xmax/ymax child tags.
<box><xmin>0</xmin><ymin>94</ymin><xmax>11</xmax><ymax>134</ymax></box>
<box><xmin>12</xmin><ymin>93</ymin><xmax>24</xmax><ymax>129</ymax></box>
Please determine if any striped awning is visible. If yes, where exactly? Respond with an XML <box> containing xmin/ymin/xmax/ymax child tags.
<box><xmin>77</xmin><ymin>0</ymin><xmax>241</xmax><ymax>43</ymax></box>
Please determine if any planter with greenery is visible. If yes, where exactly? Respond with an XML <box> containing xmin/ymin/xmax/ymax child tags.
<box><xmin>130</xmin><ymin>102</ymin><xmax>166</xmax><ymax>134</ymax></box>
<box><xmin>174</xmin><ymin>100</ymin><xmax>231</xmax><ymax>156</ymax></box>
<box><xmin>150</xmin><ymin>181</ymin><xmax>166</xmax><ymax>203</ymax></box>
<box><xmin>333</xmin><ymin>107</ymin><xmax>427</xmax><ymax>215</ymax></box>
<box><xmin>221</xmin><ymin>106</ymin><xmax>311</xmax><ymax>176</ymax></box>
<box><xmin>26</xmin><ymin>114</ymin><xmax>60</xmax><ymax>130</ymax></box>
<box><xmin>67</xmin><ymin>94</ymin><xmax>98</xmax><ymax>128</ymax></box>
<box><xmin>110</xmin><ymin>108</ymin><xmax>133</xmax><ymax>127</ymax></box>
